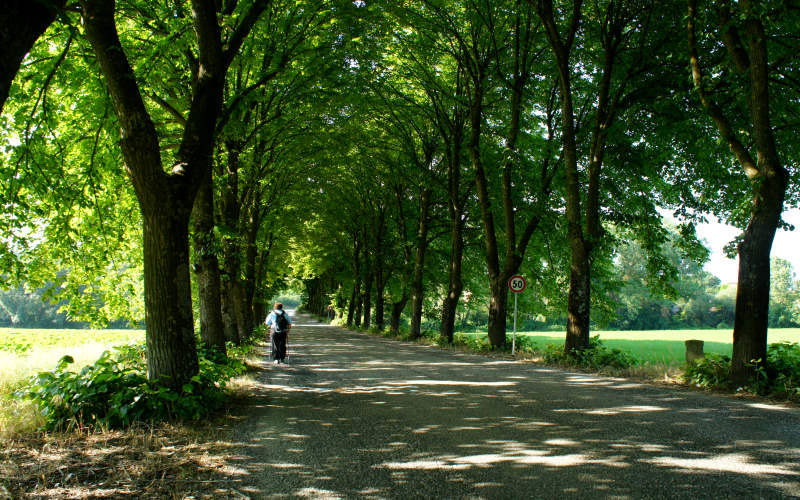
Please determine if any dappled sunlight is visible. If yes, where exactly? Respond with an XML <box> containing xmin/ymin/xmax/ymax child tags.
<box><xmin>645</xmin><ymin>453</ymin><xmax>800</xmax><ymax>476</ymax></box>
<box><xmin>202</xmin><ymin>315</ymin><xmax>800</xmax><ymax>498</ymax></box>
<box><xmin>553</xmin><ymin>405</ymin><xmax>668</xmax><ymax>416</ymax></box>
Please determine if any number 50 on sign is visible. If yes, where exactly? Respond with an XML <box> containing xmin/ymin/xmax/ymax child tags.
<box><xmin>508</xmin><ymin>275</ymin><xmax>526</xmax><ymax>293</ymax></box>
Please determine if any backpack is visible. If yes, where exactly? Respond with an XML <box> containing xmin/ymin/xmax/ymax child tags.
<box><xmin>275</xmin><ymin>311</ymin><xmax>289</xmax><ymax>333</ymax></box>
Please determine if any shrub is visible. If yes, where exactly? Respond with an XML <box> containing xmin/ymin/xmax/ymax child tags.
<box><xmin>683</xmin><ymin>353</ymin><xmax>732</xmax><ymax>389</ymax></box>
<box><xmin>682</xmin><ymin>343</ymin><xmax>800</xmax><ymax>398</ymax></box>
<box><xmin>18</xmin><ymin>342</ymin><xmax>246</xmax><ymax>431</ymax></box>
<box><xmin>453</xmin><ymin>333</ymin><xmax>493</xmax><ymax>352</ymax></box>
<box><xmin>539</xmin><ymin>336</ymin><xmax>637</xmax><ymax>371</ymax></box>
<box><xmin>765</xmin><ymin>342</ymin><xmax>800</xmax><ymax>397</ymax></box>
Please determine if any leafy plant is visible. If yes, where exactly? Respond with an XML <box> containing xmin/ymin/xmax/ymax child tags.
<box><xmin>539</xmin><ymin>336</ymin><xmax>637</xmax><ymax>371</ymax></box>
<box><xmin>683</xmin><ymin>353</ymin><xmax>732</xmax><ymax>389</ymax></box>
<box><xmin>17</xmin><ymin>342</ymin><xmax>246</xmax><ymax>431</ymax></box>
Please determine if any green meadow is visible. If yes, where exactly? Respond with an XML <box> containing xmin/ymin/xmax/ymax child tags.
<box><xmin>467</xmin><ymin>328</ymin><xmax>800</xmax><ymax>366</ymax></box>
<box><xmin>0</xmin><ymin>328</ymin><xmax>145</xmax><ymax>392</ymax></box>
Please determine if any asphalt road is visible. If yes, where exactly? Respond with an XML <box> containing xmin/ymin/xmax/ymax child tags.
<box><xmin>229</xmin><ymin>314</ymin><xmax>800</xmax><ymax>499</ymax></box>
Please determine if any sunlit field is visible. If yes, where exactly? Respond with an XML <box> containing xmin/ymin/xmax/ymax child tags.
<box><xmin>0</xmin><ymin>328</ymin><xmax>145</xmax><ymax>436</ymax></box>
<box><xmin>462</xmin><ymin>328</ymin><xmax>800</xmax><ymax>366</ymax></box>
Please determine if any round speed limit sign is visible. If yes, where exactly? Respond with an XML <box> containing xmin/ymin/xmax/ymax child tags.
<box><xmin>508</xmin><ymin>275</ymin><xmax>526</xmax><ymax>293</ymax></box>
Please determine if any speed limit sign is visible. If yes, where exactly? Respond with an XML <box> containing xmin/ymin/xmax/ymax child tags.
<box><xmin>508</xmin><ymin>275</ymin><xmax>526</xmax><ymax>293</ymax></box>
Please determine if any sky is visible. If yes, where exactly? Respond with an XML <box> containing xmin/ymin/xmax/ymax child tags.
<box><xmin>692</xmin><ymin>208</ymin><xmax>800</xmax><ymax>284</ymax></box>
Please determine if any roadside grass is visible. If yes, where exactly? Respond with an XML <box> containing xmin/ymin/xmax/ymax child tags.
<box><xmin>446</xmin><ymin>328</ymin><xmax>800</xmax><ymax>383</ymax></box>
<box><xmin>1</xmin><ymin>329</ymin><xmax>145</xmax><ymax>437</ymax></box>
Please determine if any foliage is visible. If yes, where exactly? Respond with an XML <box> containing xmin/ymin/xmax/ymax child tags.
<box><xmin>540</xmin><ymin>336</ymin><xmax>638</xmax><ymax>371</ymax></box>
<box><xmin>683</xmin><ymin>353</ymin><xmax>732</xmax><ymax>389</ymax></box>
<box><xmin>17</xmin><ymin>342</ymin><xmax>245</xmax><ymax>431</ymax></box>
<box><xmin>683</xmin><ymin>343</ymin><xmax>800</xmax><ymax>398</ymax></box>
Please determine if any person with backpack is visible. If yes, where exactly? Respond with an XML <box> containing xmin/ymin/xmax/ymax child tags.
<box><xmin>265</xmin><ymin>302</ymin><xmax>292</xmax><ymax>365</ymax></box>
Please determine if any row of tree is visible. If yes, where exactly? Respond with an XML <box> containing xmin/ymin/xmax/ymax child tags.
<box><xmin>0</xmin><ymin>0</ymin><xmax>797</xmax><ymax>389</ymax></box>
<box><xmin>291</xmin><ymin>0</ymin><xmax>798</xmax><ymax>386</ymax></box>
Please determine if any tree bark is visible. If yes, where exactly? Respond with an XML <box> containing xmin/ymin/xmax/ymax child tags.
<box><xmin>81</xmin><ymin>0</ymin><xmax>264</xmax><ymax>386</ymax></box>
<box><xmin>409</xmin><ymin>188</ymin><xmax>432</xmax><ymax>339</ymax></box>
<box><xmin>220</xmin><ymin>141</ymin><xmax>242</xmax><ymax>342</ymax></box>
<box><xmin>192</xmin><ymin>170</ymin><xmax>225</xmax><ymax>353</ymax></box>
<box><xmin>391</xmin><ymin>293</ymin><xmax>409</xmax><ymax>335</ymax></box>
<box><xmin>362</xmin><ymin>267</ymin><xmax>373</xmax><ymax>329</ymax></box>
<box><xmin>81</xmin><ymin>0</ymin><xmax>200</xmax><ymax>388</ymax></box>
<box><xmin>536</xmin><ymin>0</ymin><xmax>589</xmax><ymax>353</ymax></box>
<box><xmin>0</xmin><ymin>0</ymin><xmax>65</xmax><ymax>114</ymax></box>
<box><xmin>440</xmin><ymin>213</ymin><xmax>465</xmax><ymax>344</ymax></box>
<box><xmin>688</xmin><ymin>0</ymin><xmax>789</xmax><ymax>384</ymax></box>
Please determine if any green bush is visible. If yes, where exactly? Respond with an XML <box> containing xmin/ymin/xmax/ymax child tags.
<box><xmin>683</xmin><ymin>343</ymin><xmax>800</xmax><ymax>398</ymax></box>
<box><xmin>766</xmin><ymin>342</ymin><xmax>800</xmax><ymax>397</ymax></box>
<box><xmin>18</xmin><ymin>342</ymin><xmax>246</xmax><ymax>431</ymax></box>
<box><xmin>539</xmin><ymin>336</ymin><xmax>637</xmax><ymax>371</ymax></box>
<box><xmin>453</xmin><ymin>333</ymin><xmax>493</xmax><ymax>352</ymax></box>
<box><xmin>683</xmin><ymin>353</ymin><xmax>732</xmax><ymax>389</ymax></box>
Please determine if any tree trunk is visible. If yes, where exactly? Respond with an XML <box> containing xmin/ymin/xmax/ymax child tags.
<box><xmin>346</xmin><ymin>281</ymin><xmax>357</xmax><ymax>327</ymax></box>
<box><xmin>191</xmin><ymin>170</ymin><xmax>225</xmax><ymax>353</ymax></box>
<box><xmin>81</xmin><ymin>0</ymin><xmax>264</xmax><ymax>387</ymax></box>
<box><xmin>565</xmin><ymin>244</ymin><xmax>591</xmax><ymax>352</ymax></box>
<box><xmin>440</xmin><ymin>215</ymin><xmax>465</xmax><ymax>344</ymax></box>
<box><xmin>362</xmin><ymin>268</ymin><xmax>373</xmax><ymax>329</ymax></box>
<box><xmin>354</xmin><ymin>293</ymin><xmax>363</xmax><ymax>327</ymax></box>
<box><xmin>409</xmin><ymin>188</ymin><xmax>432</xmax><ymax>339</ymax></box>
<box><xmin>391</xmin><ymin>294</ymin><xmax>408</xmax><ymax>335</ymax></box>
<box><xmin>375</xmin><ymin>269</ymin><xmax>386</xmax><ymax>331</ymax></box>
<box><xmin>486</xmin><ymin>276</ymin><xmax>509</xmax><ymax>346</ymax></box>
<box><xmin>142</xmin><ymin>208</ymin><xmax>199</xmax><ymax>387</ymax></box>
<box><xmin>732</xmin><ymin>198</ymin><xmax>782</xmax><ymax>383</ymax></box>
<box><xmin>537</xmin><ymin>0</ymin><xmax>589</xmax><ymax>352</ymax></box>
<box><xmin>231</xmin><ymin>281</ymin><xmax>250</xmax><ymax>344</ymax></box>
<box><xmin>687</xmin><ymin>1</ymin><xmax>789</xmax><ymax>383</ymax></box>
<box><xmin>0</xmin><ymin>0</ymin><xmax>65</xmax><ymax>114</ymax></box>
<box><xmin>220</xmin><ymin>282</ymin><xmax>239</xmax><ymax>344</ymax></box>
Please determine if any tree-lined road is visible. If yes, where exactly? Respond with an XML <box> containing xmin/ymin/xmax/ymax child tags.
<box><xmin>229</xmin><ymin>315</ymin><xmax>800</xmax><ymax>499</ymax></box>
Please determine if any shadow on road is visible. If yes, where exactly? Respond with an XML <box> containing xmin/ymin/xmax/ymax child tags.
<box><xmin>223</xmin><ymin>315</ymin><xmax>800</xmax><ymax>499</ymax></box>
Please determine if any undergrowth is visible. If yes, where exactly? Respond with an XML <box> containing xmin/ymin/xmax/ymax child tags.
<box><xmin>684</xmin><ymin>341</ymin><xmax>800</xmax><ymax>399</ymax></box>
<box><xmin>15</xmin><ymin>339</ymin><xmax>255</xmax><ymax>432</ymax></box>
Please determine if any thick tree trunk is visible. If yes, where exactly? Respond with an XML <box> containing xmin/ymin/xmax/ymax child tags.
<box><xmin>440</xmin><ymin>216</ymin><xmax>465</xmax><ymax>344</ymax></box>
<box><xmin>687</xmin><ymin>2</ymin><xmax>789</xmax><ymax>383</ymax></box>
<box><xmin>81</xmin><ymin>0</ymin><xmax>264</xmax><ymax>387</ymax></box>
<box><xmin>220</xmin><ymin>282</ymin><xmax>240</xmax><ymax>344</ymax></box>
<box><xmin>191</xmin><ymin>171</ymin><xmax>225</xmax><ymax>353</ymax></box>
<box><xmin>391</xmin><ymin>294</ymin><xmax>408</xmax><ymax>335</ymax></box>
<box><xmin>0</xmin><ymin>0</ymin><xmax>65</xmax><ymax>114</ymax></box>
<box><xmin>487</xmin><ymin>276</ymin><xmax>509</xmax><ymax>346</ymax></box>
<box><xmin>537</xmin><ymin>0</ymin><xmax>589</xmax><ymax>352</ymax></box>
<box><xmin>565</xmin><ymin>243</ymin><xmax>591</xmax><ymax>352</ymax></box>
<box><xmin>409</xmin><ymin>188</ymin><xmax>432</xmax><ymax>339</ymax></box>
<box><xmin>142</xmin><ymin>208</ymin><xmax>199</xmax><ymax>387</ymax></box>
<box><xmin>231</xmin><ymin>281</ymin><xmax>250</xmax><ymax>344</ymax></box>
<box><xmin>732</xmin><ymin>200</ymin><xmax>782</xmax><ymax>384</ymax></box>
<box><xmin>220</xmin><ymin>141</ymin><xmax>242</xmax><ymax>342</ymax></box>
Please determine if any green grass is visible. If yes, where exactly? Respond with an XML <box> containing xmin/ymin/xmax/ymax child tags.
<box><xmin>468</xmin><ymin>328</ymin><xmax>800</xmax><ymax>366</ymax></box>
<box><xmin>0</xmin><ymin>328</ymin><xmax>144</xmax><ymax>436</ymax></box>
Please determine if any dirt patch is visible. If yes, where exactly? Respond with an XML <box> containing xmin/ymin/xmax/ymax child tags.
<box><xmin>0</xmin><ymin>417</ymin><xmax>251</xmax><ymax>499</ymax></box>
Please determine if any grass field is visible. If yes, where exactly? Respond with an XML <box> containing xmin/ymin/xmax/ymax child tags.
<box><xmin>0</xmin><ymin>328</ymin><xmax>145</xmax><ymax>394</ymax></box>
<box><xmin>0</xmin><ymin>328</ymin><xmax>145</xmax><ymax>436</ymax></box>
<box><xmin>462</xmin><ymin>328</ymin><xmax>800</xmax><ymax>366</ymax></box>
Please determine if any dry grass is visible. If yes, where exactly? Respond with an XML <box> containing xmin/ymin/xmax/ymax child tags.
<box><xmin>0</xmin><ymin>416</ymin><xmax>256</xmax><ymax>499</ymax></box>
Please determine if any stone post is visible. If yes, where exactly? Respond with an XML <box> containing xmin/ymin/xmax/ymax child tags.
<box><xmin>685</xmin><ymin>339</ymin><xmax>705</xmax><ymax>363</ymax></box>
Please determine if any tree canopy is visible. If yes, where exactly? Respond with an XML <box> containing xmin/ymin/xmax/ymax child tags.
<box><xmin>1</xmin><ymin>0</ymin><xmax>798</xmax><ymax>386</ymax></box>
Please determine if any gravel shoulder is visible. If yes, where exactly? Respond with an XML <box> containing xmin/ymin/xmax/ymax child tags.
<box><xmin>223</xmin><ymin>315</ymin><xmax>800</xmax><ymax>499</ymax></box>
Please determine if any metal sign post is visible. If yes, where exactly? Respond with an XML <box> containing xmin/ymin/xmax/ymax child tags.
<box><xmin>508</xmin><ymin>275</ymin><xmax>526</xmax><ymax>355</ymax></box>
